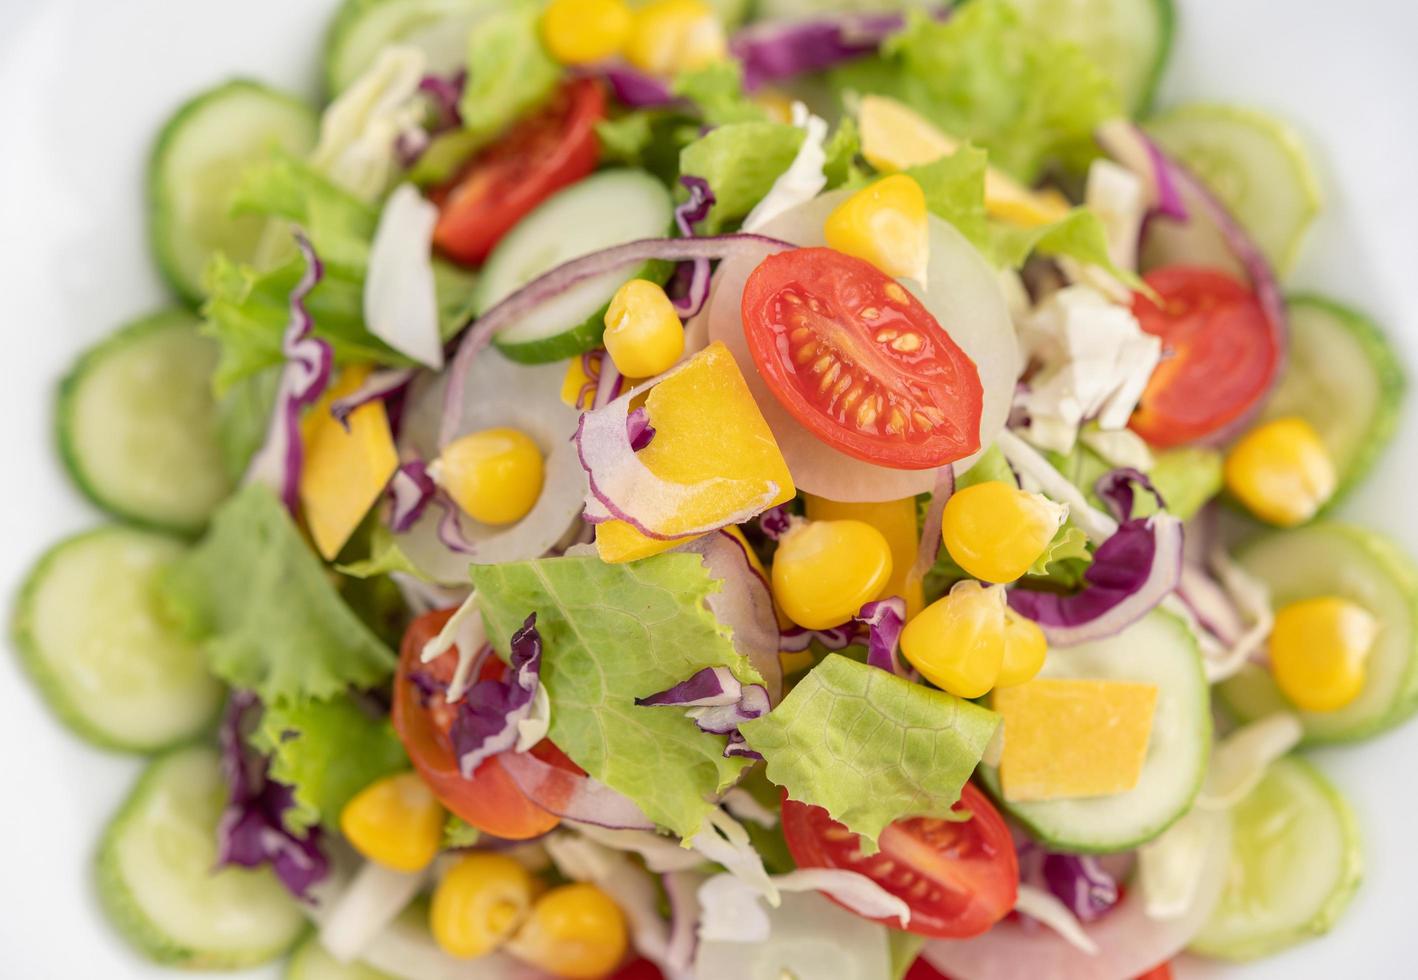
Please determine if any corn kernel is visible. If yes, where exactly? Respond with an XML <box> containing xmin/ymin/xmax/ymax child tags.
<box><xmin>804</xmin><ymin>494</ymin><xmax>925</xmax><ymax>617</ymax></box>
<box><xmin>1224</xmin><ymin>417</ymin><xmax>1336</xmax><ymax>527</ymax></box>
<box><xmin>771</xmin><ymin>519</ymin><xmax>893</xmax><ymax>630</ymax></box>
<box><xmin>1269</xmin><ymin>596</ymin><xmax>1378</xmax><ymax>712</ymax></box>
<box><xmin>431</xmin><ymin>853</ymin><xmax>535</xmax><ymax>959</ymax></box>
<box><xmin>625</xmin><ymin>0</ymin><xmax>726</xmax><ymax>77</ymax></box>
<box><xmin>339</xmin><ymin>772</ymin><xmax>445</xmax><ymax>873</ymax></box>
<box><xmin>507</xmin><ymin>883</ymin><xmax>628</xmax><ymax>979</ymax></box>
<box><xmin>823</xmin><ymin>174</ymin><xmax>930</xmax><ymax>283</ymax></box>
<box><xmin>603</xmin><ymin>279</ymin><xmax>685</xmax><ymax>378</ymax></box>
<box><xmin>436</xmin><ymin>427</ymin><xmax>545</xmax><ymax>525</ymax></box>
<box><xmin>541</xmin><ymin>0</ymin><xmax>632</xmax><ymax>65</ymax></box>
<box><xmin>900</xmin><ymin>580</ymin><xmax>1007</xmax><ymax>699</ymax></box>
<box><xmin>941</xmin><ymin>481</ymin><xmax>1066</xmax><ymax>584</ymax></box>
<box><xmin>997</xmin><ymin>607</ymin><xmax>1047</xmax><ymax>687</ymax></box>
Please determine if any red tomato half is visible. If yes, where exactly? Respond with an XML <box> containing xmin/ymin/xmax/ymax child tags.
<box><xmin>904</xmin><ymin>957</ymin><xmax>952</xmax><ymax>979</ymax></box>
<box><xmin>781</xmin><ymin>783</ymin><xmax>1018</xmax><ymax>939</ymax></box>
<box><xmin>431</xmin><ymin>78</ymin><xmax>605</xmax><ymax>266</ymax></box>
<box><xmin>1135</xmin><ymin>965</ymin><xmax>1174</xmax><ymax>980</ymax></box>
<box><xmin>392</xmin><ymin>609</ymin><xmax>566</xmax><ymax>839</ymax></box>
<box><xmin>1129</xmin><ymin>265</ymin><xmax>1280</xmax><ymax>448</ymax></box>
<box><xmin>741</xmin><ymin>247</ymin><xmax>984</xmax><ymax>470</ymax></box>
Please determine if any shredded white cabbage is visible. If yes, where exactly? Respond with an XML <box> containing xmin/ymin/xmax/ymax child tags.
<box><xmin>365</xmin><ymin>183</ymin><xmax>443</xmax><ymax>368</ymax></box>
<box><xmin>1060</xmin><ymin>159</ymin><xmax>1148</xmax><ymax>302</ymax></box>
<box><xmin>419</xmin><ymin>589</ymin><xmax>485</xmax><ymax>702</ymax></box>
<box><xmin>1012</xmin><ymin>884</ymin><xmax>1099</xmax><ymax>955</ymax></box>
<box><xmin>690</xmin><ymin>807</ymin><xmax>778</xmax><ymax>904</ymax></box>
<box><xmin>741</xmin><ymin>102</ymin><xmax>829</xmax><ymax>233</ymax></box>
<box><xmin>1080</xmin><ymin>423</ymin><xmax>1155</xmax><ymax>471</ymax></box>
<box><xmin>311</xmin><ymin>46</ymin><xmax>427</xmax><ymax>201</ymax></box>
<box><xmin>720</xmin><ymin>787</ymin><xmax>778</xmax><ymax>829</ymax></box>
<box><xmin>1137</xmin><ymin>807</ymin><xmax>1229</xmax><ymax>921</ymax></box>
<box><xmin>567</xmin><ymin>825</ymin><xmax>705</xmax><ymax>872</ymax></box>
<box><xmin>697</xmin><ymin>868</ymin><xmax>909</xmax><ymax>944</ymax></box>
<box><xmin>1198</xmin><ymin>713</ymin><xmax>1304</xmax><ymax>810</ymax></box>
<box><xmin>317</xmin><ymin>860</ymin><xmax>429</xmax><ymax>963</ymax></box>
<box><xmin>515</xmin><ymin>683</ymin><xmax>551</xmax><ymax>752</ymax></box>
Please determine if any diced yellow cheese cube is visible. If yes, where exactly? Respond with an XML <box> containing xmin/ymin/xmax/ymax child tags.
<box><xmin>595</xmin><ymin>343</ymin><xmax>795</xmax><ymax>563</ymax></box>
<box><xmin>805</xmin><ymin>494</ymin><xmax>925</xmax><ymax>618</ymax></box>
<box><xmin>299</xmin><ymin>365</ymin><xmax>400</xmax><ymax>560</ymax></box>
<box><xmin>993</xmin><ymin>677</ymin><xmax>1158</xmax><ymax>802</ymax></box>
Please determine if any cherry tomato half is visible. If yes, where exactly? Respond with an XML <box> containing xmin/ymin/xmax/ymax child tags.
<box><xmin>392</xmin><ymin>609</ymin><xmax>566</xmax><ymax>839</ymax></box>
<box><xmin>781</xmin><ymin>783</ymin><xmax>1018</xmax><ymax>939</ymax></box>
<box><xmin>431</xmin><ymin>78</ymin><xmax>605</xmax><ymax>266</ymax></box>
<box><xmin>1129</xmin><ymin>264</ymin><xmax>1281</xmax><ymax>448</ymax></box>
<box><xmin>1135</xmin><ymin>964</ymin><xmax>1174</xmax><ymax>980</ymax></box>
<box><xmin>741</xmin><ymin>247</ymin><xmax>984</xmax><ymax>470</ymax></box>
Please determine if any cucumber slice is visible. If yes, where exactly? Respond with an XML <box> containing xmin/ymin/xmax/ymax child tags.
<box><xmin>1219</xmin><ymin>523</ymin><xmax>1418</xmax><ymax>743</ymax></box>
<box><xmin>1008</xmin><ymin>0</ymin><xmax>1174</xmax><ymax>113</ymax></box>
<box><xmin>1189</xmin><ymin>756</ymin><xmax>1362</xmax><ymax>961</ymax></box>
<box><xmin>478</xmin><ymin>169</ymin><xmax>675</xmax><ymax>363</ymax></box>
<box><xmin>1261</xmin><ymin>295</ymin><xmax>1405</xmax><ymax>506</ymax></box>
<box><xmin>979</xmin><ymin>611</ymin><xmax>1210</xmax><ymax>852</ymax></box>
<box><xmin>58</xmin><ymin>310</ymin><xmax>233</xmax><ymax>533</ymax></box>
<box><xmin>1145</xmin><ymin>104</ymin><xmax>1322</xmax><ymax>275</ymax></box>
<box><xmin>149</xmin><ymin>80</ymin><xmax>318</xmax><ymax>304</ymax></box>
<box><xmin>11</xmin><ymin>527</ymin><xmax>224</xmax><ymax>752</ymax></box>
<box><xmin>97</xmin><ymin>746</ymin><xmax>307</xmax><ymax>967</ymax></box>
<box><xmin>287</xmin><ymin>933</ymin><xmax>394</xmax><ymax>980</ymax></box>
<box><xmin>323</xmin><ymin>0</ymin><xmax>498</xmax><ymax>96</ymax></box>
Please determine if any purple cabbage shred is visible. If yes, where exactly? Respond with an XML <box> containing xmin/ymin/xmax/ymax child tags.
<box><xmin>450</xmin><ymin>614</ymin><xmax>545</xmax><ymax>777</ymax></box>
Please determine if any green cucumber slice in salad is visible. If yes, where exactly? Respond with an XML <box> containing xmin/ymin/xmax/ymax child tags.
<box><xmin>1007</xmin><ymin>0</ymin><xmax>1174</xmax><ymax>113</ymax></box>
<box><xmin>1261</xmin><ymin>295</ymin><xmax>1405</xmax><ymax>506</ymax></box>
<box><xmin>287</xmin><ymin>934</ymin><xmax>395</xmax><ymax>980</ymax></box>
<box><xmin>322</xmin><ymin>0</ymin><xmax>499</xmax><ymax>96</ymax></box>
<box><xmin>1145</xmin><ymin>103</ymin><xmax>1322</xmax><ymax>275</ymax></box>
<box><xmin>1220</xmin><ymin>523</ymin><xmax>1418</xmax><ymax>744</ymax></box>
<box><xmin>11</xmin><ymin>527</ymin><xmax>224</xmax><ymax>753</ymax></box>
<box><xmin>979</xmin><ymin>611</ymin><xmax>1211</xmax><ymax>852</ymax></box>
<box><xmin>97</xmin><ymin>745</ymin><xmax>307</xmax><ymax>967</ymax></box>
<box><xmin>58</xmin><ymin>310</ymin><xmax>233</xmax><ymax>533</ymax></box>
<box><xmin>478</xmin><ymin>169</ymin><xmax>675</xmax><ymax>363</ymax></box>
<box><xmin>149</xmin><ymin>80</ymin><xmax>318</xmax><ymax>305</ymax></box>
<box><xmin>1189</xmin><ymin>756</ymin><xmax>1362</xmax><ymax>961</ymax></box>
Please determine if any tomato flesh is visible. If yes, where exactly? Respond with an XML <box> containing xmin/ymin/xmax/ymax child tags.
<box><xmin>431</xmin><ymin>78</ymin><xmax>605</xmax><ymax>266</ymax></box>
<box><xmin>780</xmin><ymin>783</ymin><xmax>1018</xmax><ymax>939</ymax></box>
<box><xmin>392</xmin><ymin>609</ymin><xmax>562</xmax><ymax>839</ymax></box>
<box><xmin>741</xmin><ymin>247</ymin><xmax>983</xmax><ymax>469</ymax></box>
<box><xmin>1129</xmin><ymin>264</ymin><xmax>1280</xmax><ymax>448</ymax></box>
<box><xmin>1135</xmin><ymin>965</ymin><xmax>1174</xmax><ymax>980</ymax></box>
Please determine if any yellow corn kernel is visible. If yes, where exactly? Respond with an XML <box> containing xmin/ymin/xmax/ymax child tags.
<box><xmin>603</xmin><ymin>279</ymin><xmax>685</xmax><ymax>378</ymax></box>
<box><xmin>805</xmin><ymin>494</ymin><xmax>924</xmax><ymax>618</ymax></box>
<box><xmin>339</xmin><ymin>772</ymin><xmax>445</xmax><ymax>873</ymax></box>
<box><xmin>752</xmin><ymin>89</ymin><xmax>797</xmax><ymax>124</ymax></box>
<box><xmin>771</xmin><ymin>519</ymin><xmax>893</xmax><ymax>630</ymax></box>
<box><xmin>900</xmin><ymin>580</ymin><xmax>1006</xmax><ymax>699</ymax></box>
<box><xmin>824</xmin><ymin>174</ymin><xmax>930</xmax><ymax>283</ymax></box>
<box><xmin>436</xmin><ymin>427</ymin><xmax>545</xmax><ymax>526</ymax></box>
<box><xmin>507</xmin><ymin>883</ymin><xmax>628</xmax><ymax>979</ymax></box>
<box><xmin>541</xmin><ymin>0</ymin><xmax>632</xmax><ymax>65</ymax></box>
<box><xmin>431</xmin><ymin>853</ymin><xmax>536</xmax><ymax>960</ymax></box>
<box><xmin>625</xmin><ymin>0</ymin><xmax>726</xmax><ymax>77</ymax></box>
<box><xmin>1269</xmin><ymin>596</ymin><xmax>1378</xmax><ymax>713</ymax></box>
<box><xmin>1224</xmin><ymin>417</ymin><xmax>1336</xmax><ymax>527</ymax></box>
<box><xmin>941</xmin><ymin>481</ymin><xmax>1065</xmax><ymax>584</ymax></box>
<box><xmin>997</xmin><ymin>607</ymin><xmax>1047</xmax><ymax>687</ymax></box>
<box><xmin>780</xmin><ymin>650</ymin><xmax>816</xmax><ymax>675</ymax></box>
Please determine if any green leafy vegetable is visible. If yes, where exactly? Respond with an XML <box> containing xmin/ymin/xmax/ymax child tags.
<box><xmin>679</xmin><ymin>122</ymin><xmax>804</xmax><ymax>232</ymax></box>
<box><xmin>989</xmin><ymin>207</ymin><xmax>1140</xmax><ymax>287</ymax></box>
<box><xmin>443</xmin><ymin>815</ymin><xmax>482</xmax><ymax>849</ymax></box>
<box><xmin>336</xmin><ymin>523</ymin><xmax>423</xmax><ymax>580</ymax></box>
<box><xmin>821</xmin><ymin>116</ymin><xmax>862</xmax><ymax>189</ymax></box>
<box><xmin>741</xmin><ymin>655</ymin><xmax>999</xmax><ymax>849</ymax></box>
<box><xmin>1028</xmin><ymin>523</ymin><xmax>1092</xmax><ymax>581</ymax></box>
<box><xmin>162</xmin><ymin>484</ymin><xmax>396</xmax><ymax>704</ymax></box>
<box><xmin>1148</xmin><ymin>447</ymin><xmax>1224</xmax><ymax>521</ymax></box>
<box><xmin>458</xmin><ymin>5</ymin><xmax>561</xmax><ymax>151</ymax></box>
<box><xmin>888</xmin><ymin>931</ymin><xmax>927</xmax><ymax>980</ymax></box>
<box><xmin>215</xmin><ymin>368</ymin><xmax>277</xmax><ymax>479</ymax></box>
<box><xmin>251</xmin><ymin>695</ymin><xmax>409</xmax><ymax>833</ymax></box>
<box><xmin>470</xmin><ymin>554</ymin><xmax>759</xmax><ymax>838</ymax></box>
<box><xmin>672</xmin><ymin>61</ymin><xmax>769</xmax><ymax>126</ymax></box>
<box><xmin>959</xmin><ymin>444</ymin><xmax>1017</xmax><ymax>490</ymax></box>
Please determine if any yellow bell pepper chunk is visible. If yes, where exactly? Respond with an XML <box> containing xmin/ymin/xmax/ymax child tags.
<box><xmin>824</xmin><ymin>174</ymin><xmax>930</xmax><ymax>283</ymax></box>
<box><xmin>1269</xmin><ymin>596</ymin><xmax>1378</xmax><ymax>712</ymax></box>
<box><xmin>805</xmin><ymin>494</ymin><xmax>924</xmax><ymax>617</ymax></box>
<box><xmin>299</xmin><ymin>364</ymin><xmax>399</xmax><ymax>560</ymax></box>
<box><xmin>595</xmin><ymin>343</ymin><xmax>795</xmax><ymax>562</ymax></box>
<box><xmin>993</xmin><ymin>678</ymin><xmax>1158</xmax><ymax>802</ymax></box>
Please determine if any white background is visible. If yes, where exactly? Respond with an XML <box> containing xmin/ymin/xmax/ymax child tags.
<box><xmin>1</xmin><ymin>1</ymin><xmax>1415</xmax><ymax>976</ymax></box>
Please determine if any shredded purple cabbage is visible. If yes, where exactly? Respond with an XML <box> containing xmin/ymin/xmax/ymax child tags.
<box><xmin>389</xmin><ymin>460</ymin><xmax>437</xmax><ymax>532</ymax></box>
<box><xmin>723</xmin><ymin>730</ymin><xmax>764</xmax><ymax>760</ymax></box>
<box><xmin>779</xmin><ymin>621</ymin><xmax>857</xmax><ymax>652</ymax></box>
<box><xmin>596</xmin><ymin>63</ymin><xmax>679</xmax><ymax>107</ymax></box>
<box><xmin>670</xmin><ymin>175</ymin><xmax>718</xmax><ymax>318</ymax></box>
<box><xmin>450</xmin><ymin>614</ymin><xmax>544</xmax><ymax>777</ymax></box>
<box><xmin>858</xmin><ymin>597</ymin><xmax>908</xmax><ymax>675</ymax></box>
<box><xmin>1095</xmin><ymin>467</ymin><xmax>1165</xmax><ymax>522</ymax></box>
<box><xmin>757</xmin><ymin>504</ymin><xmax>793</xmax><ymax>542</ymax></box>
<box><xmin>1041</xmin><ymin>853</ymin><xmax>1120</xmax><ymax>923</ymax></box>
<box><xmin>730</xmin><ymin>12</ymin><xmax>908</xmax><ymax>90</ymax></box>
<box><xmin>688</xmin><ymin>684</ymin><xmax>771</xmax><ymax>734</ymax></box>
<box><xmin>637</xmin><ymin>666</ymin><xmax>771</xmax><ymax>748</ymax></box>
<box><xmin>419</xmin><ymin>70</ymin><xmax>465</xmax><ymax>130</ymax></box>
<box><xmin>331</xmin><ymin>366</ymin><xmax>417</xmax><ymax>431</ymax></box>
<box><xmin>636</xmin><ymin>665</ymin><xmax>744</xmax><ymax>708</ymax></box>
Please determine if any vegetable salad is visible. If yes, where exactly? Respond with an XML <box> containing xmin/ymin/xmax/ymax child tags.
<box><xmin>11</xmin><ymin>0</ymin><xmax>1409</xmax><ymax>978</ymax></box>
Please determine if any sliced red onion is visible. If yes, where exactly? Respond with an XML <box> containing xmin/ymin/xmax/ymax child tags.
<box><xmin>636</xmin><ymin>666</ymin><xmax>745</xmax><ymax>708</ymax></box>
<box><xmin>671</xmin><ymin>176</ymin><xmax>717</xmax><ymax>318</ymax></box>
<box><xmin>730</xmin><ymin>12</ymin><xmax>908</xmax><ymax>91</ymax></box>
<box><xmin>626</xmin><ymin>407</ymin><xmax>656</xmax><ymax>451</ymax></box>
<box><xmin>388</xmin><ymin>460</ymin><xmax>437</xmax><ymax>532</ymax></box>
<box><xmin>498</xmin><ymin>750</ymin><xmax>656</xmax><ymax>831</ymax></box>
<box><xmin>858</xmin><ymin>597</ymin><xmax>907</xmax><ymax>676</ymax></box>
<box><xmin>331</xmin><ymin>366</ymin><xmax>417</xmax><ymax>430</ymax></box>
<box><xmin>1094</xmin><ymin>466</ymin><xmax>1164</xmax><ymax>522</ymax></box>
<box><xmin>911</xmin><ymin>465</ymin><xmax>956</xmax><ymax>584</ymax></box>
<box><xmin>450</xmin><ymin>614</ymin><xmax>544</xmax><ymax>777</ymax></box>
<box><xmin>439</xmin><ymin>234</ymin><xmax>792</xmax><ymax>448</ymax></box>
<box><xmin>779</xmin><ymin>622</ymin><xmax>856</xmax><ymax>653</ymax></box>
<box><xmin>683</xmin><ymin>530</ymin><xmax>783</xmax><ymax>701</ymax></box>
<box><xmin>243</xmin><ymin>230</ymin><xmax>334</xmax><ymax>515</ymax></box>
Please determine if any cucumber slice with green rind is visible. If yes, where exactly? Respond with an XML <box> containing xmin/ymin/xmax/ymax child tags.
<box><xmin>149</xmin><ymin>80</ymin><xmax>318</xmax><ymax>304</ymax></box>
<box><xmin>97</xmin><ymin>745</ymin><xmax>306</xmax><ymax>967</ymax></box>
<box><xmin>287</xmin><ymin>933</ymin><xmax>395</xmax><ymax>980</ymax></box>
<box><xmin>58</xmin><ymin>310</ymin><xmax>234</xmax><ymax>533</ymax></box>
<box><xmin>477</xmin><ymin>169</ymin><xmax>676</xmax><ymax>364</ymax></box>
<box><xmin>322</xmin><ymin>0</ymin><xmax>497</xmax><ymax>96</ymax></box>
<box><xmin>1220</xmin><ymin>523</ymin><xmax>1418</xmax><ymax>744</ymax></box>
<box><xmin>979</xmin><ymin>611</ymin><xmax>1211</xmax><ymax>852</ymax></box>
<box><xmin>11</xmin><ymin>527</ymin><xmax>224</xmax><ymax>753</ymax></box>
<box><xmin>1008</xmin><ymin>0</ymin><xmax>1175</xmax><ymax>114</ymax></box>
<box><xmin>1145</xmin><ymin>103</ymin><xmax>1322</xmax><ymax>275</ymax></box>
<box><xmin>1261</xmin><ymin>295</ymin><xmax>1406</xmax><ymax>507</ymax></box>
<box><xmin>1189</xmin><ymin>756</ymin><xmax>1362</xmax><ymax>961</ymax></box>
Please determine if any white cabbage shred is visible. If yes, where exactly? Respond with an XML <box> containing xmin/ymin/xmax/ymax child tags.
<box><xmin>741</xmin><ymin>102</ymin><xmax>829</xmax><ymax>233</ymax></box>
<box><xmin>312</xmin><ymin>46</ymin><xmax>427</xmax><ymax>201</ymax></box>
<box><xmin>365</xmin><ymin>183</ymin><xmax>443</xmax><ymax>368</ymax></box>
<box><xmin>1011</xmin><ymin>884</ymin><xmax>1099</xmax><ymax>955</ymax></box>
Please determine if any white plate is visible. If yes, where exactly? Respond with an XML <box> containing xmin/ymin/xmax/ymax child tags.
<box><xmin>1</xmin><ymin>0</ymin><xmax>1416</xmax><ymax>976</ymax></box>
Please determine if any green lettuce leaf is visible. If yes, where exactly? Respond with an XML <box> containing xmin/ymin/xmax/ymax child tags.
<box><xmin>741</xmin><ymin>655</ymin><xmax>999</xmax><ymax>849</ymax></box>
<box><xmin>336</xmin><ymin>522</ymin><xmax>424</xmax><ymax>580</ymax></box>
<box><xmin>989</xmin><ymin>207</ymin><xmax>1141</xmax><ymax>287</ymax></box>
<box><xmin>959</xmin><ymin>444</ymin><xmax>1017</xmax><ymax>490</ymax></box>
<box><xmin>1148</xmin><ymin>447</ymin><xmax>1224</xmax><ymax>521</ymax></box>
<box><xmin>443</xmin><ymin>815</ymin><xmax>482</xmax><ymax>849</ymax></box>
<box><xmin>672</xmin><ymin>61</ymin><xmax>769</xmax><ymax>126</ymax></box>
<box><xmin>458</xmin><ymin>4</ymin><xmax>561</xmax><ymax>150</ymax></box>
<box><xmin>161</xmin><ymin>484</ymin><xmax>396</xmax><ymax>704</ymax></box>
<box><xmin>215</xmin><ymin>367</ymin><xmax>277</xmax><ymax>479</ymax></box>
<box><xmin>251</xmin><ymin>695</ymin><xmax>409</xmax><ymax>833</ymax></box>
<box><xmin>888</xmin><ymin>931</ymin><xmax>927</xmax><ymax>980</ymax></box>
<box><xmin>821</xmin><ymin>116</ymin><xmax>862</xmax><ymax>189</ymax></box>
<box><xmin>470</xmin><ymin>554</ymin><xmax>760</xmax><ymax>838</ymax></box>
<box><xmin>1028</xmin><ymin>524</ymin><xmax>1092</xmax><ymax>579</ymax></box>
<box><xmin>679</xmin><ymin>121</ymin><xmax>804</xmax><ymax>232</ymax></box>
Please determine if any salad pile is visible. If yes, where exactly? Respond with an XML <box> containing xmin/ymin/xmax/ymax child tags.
<box><xmin>14</xmin><ymin>0</ymin><xmax>1412</xmax><ymax>977</ymax></box>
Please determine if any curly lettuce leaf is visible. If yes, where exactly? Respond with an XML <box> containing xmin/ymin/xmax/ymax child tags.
<box><xmin>1028</xmin><ymin>523</ymin><xmax>1092</xmax><ymax>581</ymax></box>
<box><xmin>443</xmin><ymin>815</ymin><xmax>482</xmax><ymax>849</ymax></box>
<box><xmin>672</xmin><ymin>61</ymin><xmax>769</xmax><ymax>126</ymax></box>
<box><xmin>741</xmin><ymin>655</ymin><xmax>999</xmax><ymax>849</ymax></box>
<box><xmin>679</xmin><ymin>121</ymin><xmax>805</xmax><ymax>232</ymax></box>
<box><xmin>470</xmin><ymin>554</ymin><xmax>760</xmax><ymax>838</ymax></box>
<box><xmin>161</xmin><ymin>484</ymin><xmax>396</xmax><ymax>704</ymax></box>
<box><xmin>989</xmin><ymin>207</ymin><xmax>1140</xmax><ymax>287</ymax></box>
<box><xmin>458</xmin><ymin>4</ymin><xmax>560</xmax><ymax>149</ymax></box>
<box><xmin>1148</xmin><ymin>447</ymin><xmax>1224</xmax><ymax>521</ymax></box>
<box><xmin>822</xmin><ymin>116</ymin><xmax>862</xmax><ymax>189</ymax></box>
